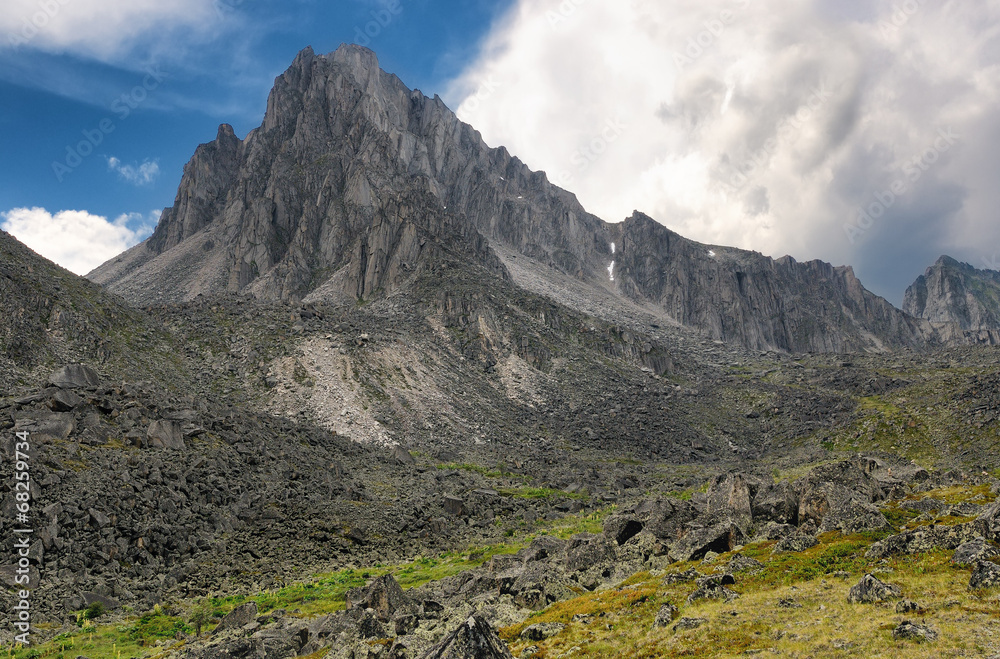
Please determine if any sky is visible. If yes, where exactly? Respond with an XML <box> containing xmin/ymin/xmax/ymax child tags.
<box><xmin>1</xmin><ymin>0</ymin><xmax>999</xmax><ymax>304</ymax></box>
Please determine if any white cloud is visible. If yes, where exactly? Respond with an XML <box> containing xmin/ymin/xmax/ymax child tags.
<box><xmin>0</xmin><ymin>0</ymin><xmax>222</xmax><ymax>61</ymax></box>
<box><xmin>1</xmin><ymin>207</ymin><xmax>154</xmax><ymax>275</ymax></box>
<box><xmin>448</xmin><ymin>0</ymin><xmax>1000</xmax><ymax>301</ymax></box>
<box><xmin>107</xmin><ymin>156</ymin><xmax>160</xmax><ymax>185</ymax></box>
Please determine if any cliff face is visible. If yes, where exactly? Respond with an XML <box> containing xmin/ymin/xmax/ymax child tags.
<box><xmin>90</xmin><ymin>45</ymin><xmax>934</xmax><ymax>353</ymax></box>
<box><xmin>611</xmin><ymin>213</ymin><xmax>928</xmax><ymax>353</ymax></box>
<box><xmin>904</xmin><ymin>256</ymin><xmax>1000</xmax><ymax>334</ymax></box>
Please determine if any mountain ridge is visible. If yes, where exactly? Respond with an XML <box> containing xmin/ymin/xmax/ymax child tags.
<box><xmin>88</xmin><ymin>44</ymin><xmax>973</xmax><ymax>354</ymax></box>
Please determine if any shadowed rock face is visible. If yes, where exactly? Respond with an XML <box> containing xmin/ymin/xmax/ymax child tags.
<box><xmin>904</xmin><ymin>256</ymin><xmax>1000</xmax><ymax>334</ymax></box>
<box><xmin>91</xmin><ymin>44</ymin><xmax>938</xmax><ymax>353</ymax></box>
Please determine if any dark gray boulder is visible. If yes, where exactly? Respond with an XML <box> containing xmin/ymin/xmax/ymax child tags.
<box><xmin>773</xmin><ymin>533</ymin><xmax>819</xmax><ymax>554</ymax></box>
<box><xmin>563</xmin><ymin>533</ymin><xmax>617</xmax><ymax>573</ymax></box>
<box><xmin>705</xmin><ymin>472</ymin><xmax>754</xmax><ymax>532</ymax></box>
<box><xmin>147</xmin><ymin>419</ymin><xmax>185</xmax><ymax>450</ymax></box>
<box><xmin>213</xmin><ymin>602</ymin><xmax>259</xmax><ymax>636</ymax></box>
<box><xmin>952</xmin><ymin>538</ymin><xmax>999</xmax><ymax>566</ymax></box>
<box><xmin>48</xmin><ymin>364</ymin><xmax>101</xmax><ymax>389</ymax></box>
<box><xmin>752</xmin><ymin>481</ymin><xmax>798</xmax><ymax>525</ymax></box>
<box><xmin>969</xmin><ymin>560</ymin><xmax>1000</xmax><ymax>590</ymax></box>
<box><xmin>847</xmin><ymin>574</ymin><xmax>902</xmax><ymax>604</ymax></box>
<box><xmin>644</xmin><ymin>498</ymin><xmax>698</xmax><ymax>543</ymax></box>
<box><xmin>866</xmin><ymin>523</ymin><xmax>983</xmax><ymax>560</ymax></box>
<box><xmin>345</xmin><ymin>574</ymin><xmax>414</xmax><ymax>622</ymax></box>
<box><xmin>603</xmin><ymin>514</ymin><xmax>645</xmax><ymax>546</ymax></box>
<box><xmin>652</xmin><ymin>603</ymin><xmax>679</xmax><ymax>628</ymax></box>
<box><xmin>421</xmin><ymin>614</ymin><xmax>514</xmax><ymax>659</ymax></box>
<box><xmin>687</xmin><ymin>574</ymin><xmax>739</xmax><ymax>604</ymax></box>
<box><xmin>893</xmin><ymin>621</ymin><xmax>938</xmax><ymax>642</ymax></box>
<box><xmin>48</xmin><ymin>388</ymin><xmax>83</xmax><ymax>412</ymax></box>
<box><xmin>669</xmin><ymin>521</ymin><xmax>745</xmax><ymax>563</ymax></box>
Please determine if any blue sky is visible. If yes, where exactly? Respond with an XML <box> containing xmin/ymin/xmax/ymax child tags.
<box><xmin>2</xmin><ymin>1</ymin><xmax>999</xmax><ymax>304</ymax></box>
<box><xmin>0</xmin><ymin>0</ymin><xmax>512</xmax><ymax>272</ymax></box>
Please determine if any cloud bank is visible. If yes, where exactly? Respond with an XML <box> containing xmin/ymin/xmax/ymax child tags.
<box><xmin>1</xmin><ymin>207</ymin><xmax>154</xmax><ymax>275</ymax></box>
<box><xmin>449</xmin><ymin>0</ymin><xmax>1000</xmax><ymax>302</ymax></box>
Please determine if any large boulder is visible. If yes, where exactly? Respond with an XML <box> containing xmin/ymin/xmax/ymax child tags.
<box><xmin>705</xmin><ymin>473</ymin><xmax>754</xmax><ymax>532</ymax></box>
<box><xmin>847</xmin><ymin>574</ymin><xmax>902</xmax><ymax>604</ymax></box>
<box><xmin>798</xmin><ymin>458</ymin><xmax>884</xmax><ymax>527</ymax></box>
<box><xmin>213</xmin><ymin>602</ymin><xmax>258</xmax><ymax>636</ymax></box>
<box><xmin>752</xmin><ymin>481</ymin><xmax>799</xmax><ymax>525</ymax></box>
<box><xmin>603</xmin><ymin>514</ymin><xmax>645</xmax><ymax>546</ymax></box>
<box><xmin>952</xmin><ymin>539</ymin><xmax>999</xmax><ymax>566</ymax></box>
<box><xmin>969</xmin><ymin>560</ymin><xmax>1000</xmax><ymax>590</ymax></box>
<box><xmin>669</xmin><ymin>521</ymin><xmax>745</xmax><ymax>563</ymax></box>
<box><xmin>976</xmin><ymin>501</ymin><xmax>1000</xmax><ymax>541</ymax></box>
<box><xmin>814</xmin><ymin>485</ymin><xmax>889</xmax><ymax>534</ymax></box>
<box><xmin>686</xmin><ymin>574</ymin><xmax>739</xmax><ymax>604</ymax></box>
<box><xmin>866</xmin><ymin>523</ymin><xmax>983</xmax><ymax>560</ymax></box>
<box><xmin>48</xmin><ymin>364</ymin><xmax>101</xmax><ymax>389</ymax></box>
<box><xmin>147</xmin><ymin>419</ymin><xmax>185</xmax><ymax>450</ymax></box>
<box><xmin>773</xmin><ymin>533</ymin><xmax>819</xmax><ymax>554</ymax></box>
<box><xmin>422</xmin><ymin>614</ymin><xmax>514</xmax><ymax>659</ymax></box>
<box><xmin>893</xmin><ymin>621</ymin><xmax>938</xmax><ymax>642</ymax></box>
<box><xmin>345</xmin><ymin>574</ymin><xmax>415</xmax><ymax>622</ymax></box>
<box><xmin>15</xmin><ymin>412</ymin><xmax>75</xmax><ymax>440</ymax></box>
<box><xmin>644</xmin><ymin>498</ymin><xmax>698</xmax><ymax>543</ymax></box>
<box><xmin>563</xmin><ymin>533</ymin><xmax>617</xmax><ymax>573</ymax></box>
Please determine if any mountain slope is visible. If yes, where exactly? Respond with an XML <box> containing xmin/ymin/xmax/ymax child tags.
<box><xmin>91</xmin><ymin>44</ymin><xmax>929</xmax><ymax>354</ymax></box>
<box><xmin>0</xmin><ymin>229</ymin><xmax>183</xmax><ymax>389</ymax></box>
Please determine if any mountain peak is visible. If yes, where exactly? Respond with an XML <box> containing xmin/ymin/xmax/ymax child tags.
<box><xmin>904</xmin><ymin>256</ymin><xmax>1000</xmax><ymax>331</ymax></box>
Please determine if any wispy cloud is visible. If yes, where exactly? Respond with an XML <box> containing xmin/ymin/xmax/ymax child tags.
<box><xmin>1</xmin><ymin>0</ymin><xmax>221</xmax><ymax>61</ymax></box>
<box><xmin>107</xmin><ymin>157</ymin><xmax>160</xmax><ymax>185</ymax></box>
<box><xmin>1</xmin><ymin>206</ymin><xmax>155</xmax><ymax>275</ymax></box>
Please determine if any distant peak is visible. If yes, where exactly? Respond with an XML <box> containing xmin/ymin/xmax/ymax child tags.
<box><xmin>935</xmin><ymin>255</ymin><xmax>960</xmax><ymax>267</ymax></box>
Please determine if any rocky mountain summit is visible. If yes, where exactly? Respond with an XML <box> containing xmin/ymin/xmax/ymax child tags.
<box><xmin>90</xmin><ymin>44</ymin><xmax>953</xmax><ymax>354</ymax></box>
<box><xmin>904</xmin><ymin>255</ymin><xmax>1000</xmax><ymax>338</ymax></box>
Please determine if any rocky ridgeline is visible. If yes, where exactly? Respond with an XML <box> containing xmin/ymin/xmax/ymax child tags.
<box><xmin>87</xmin><ymin>44</ymin><xmax>985</xmax><ymax>354</ymax></box>
<box><xmin>157</xmin><ymin>455</ymin><xmax>1000</xmax><ymax>658</ymax></box>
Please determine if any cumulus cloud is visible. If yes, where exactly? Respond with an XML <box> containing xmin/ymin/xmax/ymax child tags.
<box><xmin>1</xmin><ymin>207</ymin><xmax>155</xmax><ymax>275</ymax></box>
<box><xmin>107</xmin><ymin>157</ymin><xmax>160</xmax><ymax>186</ymax></box>
<box><xmin>0</xmin><ymin>0</ymin><xmax>222</xmax><ymax>61</ymax></box>
<box><xmin>448</xmin><ymin>0</ymin><xmax>1000</xmax><ymax>302</ymax></box>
